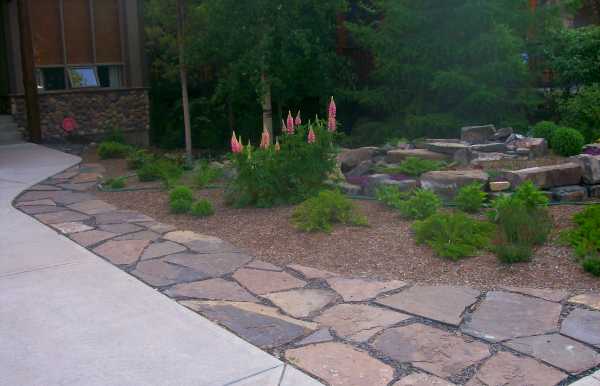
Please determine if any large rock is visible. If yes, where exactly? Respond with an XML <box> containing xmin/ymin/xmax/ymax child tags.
<box><xmin>492</xmin><ymin>127</ymin><xmax>514</xmax><ymax>141</ymax></box>
<box><xmin>551</xmin><ymin>185</ymin><xmax>588</xmax><ymax>202</ymax></box>
<box><xmin>461</xmin><ymin>124</ymin><xmax>496</xmax><ymax>144</ymax></box>
<box><xmin>420</xmin><ymin>170</ymin><xmax>489</xmax><ymax>198</ymax></box>
<box><xmin>469</xmin><ymin>151</ymin><xmax>517</xmax><ymax>167</ymax></box>
<box><xmin>338</xmin><ymin>147</ymin><xmax>378</xmax><ymax>172</ymax></box>
<box><xmin>385</xmin><ymin>149</ymin><xmax>449</xmax><ymax>163</ymax></box>
<box><xmin>572</xmin><ymin>154</ymin><xmax>600</xmax><ymax>184</ymax></box>
<box><xmin>424</xmin><ymin>142</ymin><xmax>469</xmax><ymax>156</ymax></box>
<box><xmin>503</xmin><ymin>162</ymin><xmax>583</xmax><ymax>189</ymax></box>
<box><xmin>345</xmin><ymin>160</ymin><xmax>373</xmax><ymax>177</ymax></box>
<box><xmin>510</xmin><ymin>137</ymin><xmax>548</xmax><ymax>157</ymax></box>
<box><xmin>470</xmin><ymin>142</ymin><xmax>508</xmax><ymax>153</ymax></box>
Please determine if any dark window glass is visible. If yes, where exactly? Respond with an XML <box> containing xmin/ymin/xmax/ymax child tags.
<box><xmin>97</xmin><ymin>65</ymin><xmax>122</xmax><ymax>88</ymax></box>
<box><xmin>40</xmin><ymin>68</ymin><xmax>66</xmax><ymax>91</ymax></box>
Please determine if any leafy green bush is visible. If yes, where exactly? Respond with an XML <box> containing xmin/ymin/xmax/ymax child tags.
<box><xmin>195</xmin><ymin>162</ymin><xmax>223</xmax><ymax>188</ymax></box>
<box><xmin>494</xmin><ymin>243</ymin><xmax>533</xmax><ymax>264</ymax></box>
<box><xmin>512</xmin><ymin>181</ymin><xmax>550</xmax><ymax>208</ymax></box>
<box><xmin>559</xmin><ymin>84</ymin><xmax>600</xmax><ymax>143</ymax></box>
<box><xmin>550</xmin><ymin>127</ymin><xmax>585</xmax><ymax>157</ymax></box>
<box><xmin>292</xmin><ymin>190</ymin><xmax>367</xmax><ymax>233</ymax></box>
<box><xmin>397</xmin><ymin>189</ymin><xmax>442</xmax><ymax>220</ymax></box>
<box><xmin>413</xmin><ymin>212</ymin><xmax>494</xmax><ymax>260</ymax></box>
<box><xmin>582</xmin><ymin>257</ymin><xmax>600</xmax><ymax>277</ymax></box>
<box><xmin>455</xmin><ymin>183</ymin><xmax>487</xmax><ymax>213</ymax></box>
<box><xmin>104</xmin><ymin>176</ymin><xmax>126</xmax><ymax>190</ymax></box>
<box><xmin>397</xmin><ymin>157</ymin><xmax>445</xmax><ymax>177</ymax></box>
<box><xmin>169</xmin><ymin>186</ymin><xmax>194</xmax><ymax>202</ymax></box>
<box><xmin>565</xmin><ymin>205</ymin><xmax>600</xmax><ymax>260</ymax></box>
<box><xmin>227</xmin><ymin>120</ymin><xmax>337</xmax><ymax>208</ymax></box>
<box><xmin>137</xmin><ymin>159</ymin><xmax>183</xmax><ymax>187</ymax></box>
<box><xmin>191</xmin><ymin>199</ymin><xmax>215</xmax><ymax>217</ymax></box>
<box><xmin>375</xmin><ymin>185</ymin><xmax>411</xmax><ymax>207</ymax></box>
<box><xmin>97</xmin><ymin>141</ymin><xmax>131</xmax><ymax>159</ymax></box>
<box><xmin>170</xmin><ymin>198</ymin><xmax>192</xmax><ymax>214</ymax></box>
<box><xmin>127</xmin><ymin>149</ymin><xmax>152</xmax><ymax>170</ymax></box>
<box><xmin>532</xmin><ymin>121</ymin><xmax>559</xmax><ymax>142</ymax></box>
<box><xmin>137</xmin><ymin>161</ymin><xmax>162</xmax><ymax>182</ymax></box>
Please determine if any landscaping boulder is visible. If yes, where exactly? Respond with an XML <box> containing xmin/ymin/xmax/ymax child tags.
<box><xmin>385</xmin><ymin>149</ymin><xmax>449</xmax><ymax>163</ymax></box>
<box><xmin>503</xmin><ymin>163</ymin><xmax>583</xmax><ymax>189</ymax></box>
<box><xmin>424</xmin><ymin>142</ymin><xmax>469</xmax><ymax>156</ymax></box>
<box><xmin>509</xmin><ymin>138</ymin><xmax>548</xmax><ymax>158</ymax></box>
<box><xmin>470</xmin><ymin>152</ymin><xmax>517</xmax><ymax>167</ymax></box>
<box><xmin>572</xmin><ymin>154</ymin><xmax>600</xmax><ymax>184</ymax></box>
<box><xmin>551</xmin><ymin>186</ymin><xmax>588</xmax><ymax>202</ymax></box>
<box><xmin>588</xmin><ymin>185</ymin><xmax>600</xmax><ymax>199</ymax></box>
<box><xmin>470</xmin><ymin>142</ymin><xmax>508</xmax><ymax>153</ymax></box>
<box><xmin>335</xmin><ymin>182</ymin><xmax>362</xmax><ymax>196</ymax></box>
<box><xmin>420</xmin><ymin>170</ymin><xmax>489</xmax><ymax>198</ymax></box>
<box><xmin>338</xmin><ymin>147</ymin><xmax>378</xmax><ymax>172</ymax></box>
<box><xmin>461</xmin><ymin>124</ymin><xmax>496</xmax><ymax>144</ymax></box>
<box><xmin>491</xmin><ymin>127</ymin><xmax>514</xmax><ymax>141</ymax></box>
<box><xmin>345</xmin><ymin>160</ymin><xmax>374</xmax><ymax>177</ymax></box>
<box><xmin>453</xmin><ymin>148</ymin><xmax>473</xmax><ymax>165</ymax></box>
<box><xmin>363</xmin><ymin>175</ymin><xmax>417</xmax><ymax>197</ymax></box>
<box><xmin>490</xmin><ymin>181</ymin><xmax>511</xmax><ymax>192</ymax></box>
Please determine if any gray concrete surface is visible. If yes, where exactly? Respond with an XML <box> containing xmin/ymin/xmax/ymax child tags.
<box><xmin>0</xmin><ymin>143</ymin><xmax>322</xmax><ymax>386</ymax></box>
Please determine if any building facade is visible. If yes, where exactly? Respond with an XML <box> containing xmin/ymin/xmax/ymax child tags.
<box><xmin>0</xmin><ymin>0</ymin><xmax>149</xmax><ymax>144</ymax></box>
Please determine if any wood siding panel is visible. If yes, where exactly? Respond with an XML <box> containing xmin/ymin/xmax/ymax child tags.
<box><xmin>64</xmin><ymin>0</ymin><xmax>93</xmax><ymax>64</ymax></box>
<box><xmin>30</xmin><ymin>0</ymin><xmax>63</xmax><ymax>65</ymax></box>
<box><xmin>94</xmin><ymin>0</ymin><xmax>121</xmax><ymax>63</ymax></box>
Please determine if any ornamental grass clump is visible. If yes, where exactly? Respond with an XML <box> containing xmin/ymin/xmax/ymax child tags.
<box><xmin>191</xmin><ymin>199</ymin><xmax>215</xmax><ymax>217</ymax></box>
<box><xmin>564</xmin><ymin>205</ymin><xmax>600</xmax><ymax>276</ymax></box>
<box><xmin>455</xmin><ymin>182</ymin><xmax>487</xmax><ymax>213</ymax></box>
<box><xmin>397</xmin><ymin>157</ymin><xmax>445</xmax><ymax>177</ymax></box>
<box><xmin>292</xmin><ymin>190</ymin><xmax>367</xmax><ymax>233</ymax></box>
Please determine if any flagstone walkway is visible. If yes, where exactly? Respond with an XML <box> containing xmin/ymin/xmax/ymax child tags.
<box><xmin>13</xmin><ymin>160</ymin><xmax>600</xmax><ymax>386</ymax></box>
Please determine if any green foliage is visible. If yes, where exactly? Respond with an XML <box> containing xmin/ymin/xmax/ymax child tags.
<box><xmin>550</xmin><ymin>127</ymin><xmax>585</xmax><ymax>156</ymax></box>
<box><xmin>377</xmin><ymin>188</ymin><xmax>441</xmax><ymax>220</ymax></box>
<box><xmin>513</xmin><ymin>181</ymin><xmax>550</xmax><ymax>208</ymax></box>
<box><xmin>532</xmin><ymin>121</ymin><xmax>559</xmax><ymax>142</ymax></box>
<box><xmin>104</xmin><ymin>126</ymin><xmax>126</xmax><ymax>144</ymax></box>
<box><xmin>126</xmin><ymin>149</ymin><xmax>152</xmax><ymax>170</ymax></box>
<box><xmin>455</xmin><ymin>183</ymin><xmax>487</xmax><ymax>214</ymax></box>
<box><xmin>137</xmin><ymin>161</ymin><xmax>162</xmax><ymax>182</ymax></box>
<box><xmin>375</xmin><ymin>185</ymin><xmax>410</xmax><ymax>208</ymax></box>
<box><xmin>137</xmin><ymin>159</ymin><xmax>183</xmax><ymax>188</ymax></box>
<box><xmin>226</xmin><ymin>122</ymin><xmax>337</xmax><ymax>207</ymax></box>
<box><xmin>397</xmin><ymin>157</ymin><xmax>445</xmax><ymax>177</ymax></box>
<box><xmin>169</xmin><ymin>186</ymin><xmax>194</xmax><ymax>203</ymax></box>
<box><xmin>412</xmin><ymin>212</ymin><xmax>494</xmax><ymax>261</ymax></box>
<box><xmin>191</xmin><ymin>199</ymin><xmax>215</xmax><ymax>217</ymax></box>
<box><xmin>559</xmin><ymin>84</ymin><xmax>600</xmax><ymax>143</ymax></box>
<box><xmin>170</xmin><ymin>198</ymin><xmax>192</xmax><ymax>214</ymax></box>
<box><xmin>582</xmin><ymin>258</ymin><xmax>600</xmax><ymax>277</ymax></box>
<box><xmin>97</xmin><ymin>141</ymin><xmax>131</xmax><ymax>159</ymax></box>
<box><xmin>565</xmin><ymin>205</ymin><xmax>600</xmax><ymax>260</ymax></box>
<box><xmin>494</xmin><ymin>242</ymin><xmax>533</xmax><ymax>264</ymax></box>
<box><xmin>291</xmin><ymin>190</ymin><xmax>367</xmax><ymax>233</ymax></box>
<box><xmin>340</xmin><ymin>118</ymin><xmax>401</xmax><ymax>148</ymax></box>
<box><xmin>104</xmin><ymin>176</ymin><xmax>126</xmax><ymax>190</ymax></box>
<box><xmin>194</xmin><ymin>161</ymin><xmax>223</xmax><ymax>188</ymax></box>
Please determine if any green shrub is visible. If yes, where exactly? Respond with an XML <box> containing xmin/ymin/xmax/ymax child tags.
<box><xmin>532</xmin><ymin>121</ymin><xmax>559</xmax><ymax>142</ymax></box>
<box><xmin>137</xmin><ymin>159</ymin><xmax>183</xmax><ymax>187</ymax></box>
<box><xmin>513</xmin><ymin>181</ymin><xmax>550</xmax><ymax>208</ymax></box>
<box><xmin>191</xmin><ymin>199</ymin><xmax>215</xmax><ymax>217</ymax></box>
<box><xmin>397</xmin><ymin>157</ymin><xmax>445</xmax><ymax>177</ymax></box>
<box><xmin>292</xmin><ymin>190</ymin><xmax>368</xmax><ymax>233</ymax></box>
<box><xmin>550</xmin><ymin>127</ymin><xmax>585</xmax><ymax>157</ymax></box>
<box><xmin>397</xmin><ymin>189</ymin><xmax>442</xmax><ymax>220</ymax></box>
<box><xmin>494</xmin><ymin>243</ymin><xmax>533</xmax><ymax>264</ymax></box>
<box><xmin>104</xmin><ymin>126</ymin><xmax>126</xmax><ymax>143</ymax></box>
<box><xmin>137</xmin><ymin>161</ymin><xmax>162</xmax><ymax>181</ymax></box>
<box><xmin>195</xmin><ymin>162</ymin><xmax>223</xmax><ymax>188</ymax></box>
<box><xmin>104</xmin><ymin>176</ymin><xmax>126</xmax><ymax>190</ymax></box>
<box><xmin>412</xmin><ymin>212</ymin><xmax>494</xmax><ymax>261</ymax></box>
<box><xmin>375</xmin><ymin>185</ymin><xmax>412</xmax><ymax>208</ymax></box>
<box><xmin>565</xmin><ymin>205</ymin><xmax>600</xmax><ymax>260</ymax></box>
<box><xmin>127</xmin><ymin>149</ymin><xmax>152</xmax><ymax>170</ymax></box>
<box><xmin>170</xmin><ymin>198</ymin><xmax>192</xmax><ymax>214</ymax></box>
<box><xmin>169</xmin><ymin>186</ymin><xmax>194</xmax><ymax>202</ymax></box>
<box><xmin>97</xmin><ymin>141</ymin><xmax>131</xmax><ymax>159</ymax></box>
<box><xmin>455</xmin><ymin>183</ymin><xmax>487</xmax><ymax>213</ymax></box>
<box><xmin>582</xmin><ymin>257</ymin><xmax>600</xmax><ymax>277</ymax></box>
<box><xmin>559</xmin><ymin>84</ymin><xmax>600</xmax><ymax>143</ymax></box>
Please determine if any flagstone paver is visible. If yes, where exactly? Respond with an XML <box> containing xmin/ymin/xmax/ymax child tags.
<box><xmin>467</xmin><ymin>351</ymin><xmax>567</xmax><ymax>386</ymax></box>
<box><xmin>115</xmin><ymin>230</ymin><xmax>161</xmax><ymax>241</ymax></box>
<box><xmin>98</xmin><ymin>223</ymin><xmax>144</xmax><ymax>235</ymax></box>
<box><xmin>561</xmin><ymin>309</ymin><xmax>600</xmax><ymax>348</ymax></box>
<box><xmin>163</xmin><ymin>230</ymin><xmax>212</xmax><ymax>244</ymax></box>
<box><xmin>144</xmin><ymin>222</ymin><xmax>177</xmax><ymax>234</ymax></box>
<box><xmin>233</xmin><ymin>268</ymin><xmax>306</xmax><ymax>295</ymax></box>
<box><xmin>94</xmin><ymin>210</ymin><xmax>153</xmax><ymax>225</ymax></box>
<box><xmin>326</xmin><ymin>277</ymin><xmax>407</xmax><ymax>302</ymax></box>
<box><xmin>16</xmin><ymin>199</ymin><xmax>56</xmax><ymax>207</ymax></box>
<box><xmin>373</xmin><ymin>323</ymin><xmax>490</xmax><ymax>378</ymax></box>
<box><xmin>182</xmin><ymin>301</ymin><xmax>315</xmax><ymax>348</ymax></box>
<box><xmin>166</xmin><ymin>252</ymin><xmax>252</xmax><ymax>278</ymax></box>
<box><xmin>165</xmin><ymin>279</ymin><xmax>257</xmax><ymax>302</ymax></box>
<box><xmin>263</xmin><ymin>289</ymin><xmax>337</xmax><ymax>318</ymax></box>
<box><xmin>131</xmin><ymin>259</ymin><xmax>207</xmax><ymax>287</ymax></box>
<box><xmin>58</xmin><ymin>182</ymin><xmax>97</xmax><ymax>191</ymax></box>
<box><xmin>288</xmin><ymin>264</ymin><xmax>337</xmax><ymax>280</ymax></box>
<box><xmin>165</xmin><ymin>231</ymin><xmax>239</xmax><ymax>253</ymax></box>
<box><xmin>316</xmin><ymin>303</ymin><xmax>411</xmax><ymax>342</ymax></box>
<box><xmin>69</xmin><ymin>229</ymin><xmax>116</xmax><ymax>247</ymax></box>
<box><xmin>286</xmin><ymin>342</ymin><xmax>394</xmax><ymax>386</ymax></box>
<box><xmin>294</xmin><ymin>328</ymin><xmax>334</xmax><ymax>346</ymax></box>
<box><xmin>67</xmin><ymin>199</ymin><xmax>116</xmax><ymax>215</ymax></box>
<box><xmin>140</xmin><ymin>241</ymin><xmax>187</xmax><ymax>260</ymax></box>
<box><xmin>93</xmin><ymin>239</ymin><xmax>150</xmax><ymax>265</ymax></box>
<box><xmin>499</xmin><ymin>286</ymin><xmax>570</xmax><ymax>302</ymax></box>
<box><xmin>570</xmin><ymin>293</ymin><xmax>600</xmax><ymax>311</ymax></box>
<box><xmin>461</xmin><ymin>291</ymin><xmax>562</xmax><ymax>342</ymax></box>
<box><xmin>570</xmin><ymin>376</ymin><xmax>600</xmax><ymax>386</ymax></box>
<box><xmin>28</xmin><ymin>184</ymin><xmax>61</xmax><ymax>191</ymax></box>
<box><xmin>19</xmin><ymin>205</ymin><xmax>64</xmax><ymax>215</ymax></box>
<box><xmin>376</xmin><ymin>285</ymin><xmax>480</xmax><ymax>326</ymax></box>
<box><xmin>393</xmin><ymin>373</ymin><xmax>456</xmax><ymax>386</ymax></box>
<box><xmin>504</xmin><ymin>333</ymin><xmax>600</xmax><ymax>374</ymax></box>
<box><xmin>245</xmin><ymin>260</ymin><xmax>283</xmax><ymax>271</ymax></box>
<box><xmin>35</xmin><ymin>210</ymin><xmax>90</xmax><ymax>224</ymax></box>
<box><xmin>52</xmin><ymin>222</ymin><xmax>94</xmax><ymax>235</ymax></box>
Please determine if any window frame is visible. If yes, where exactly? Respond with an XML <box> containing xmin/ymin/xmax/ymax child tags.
<box><xmin>67</xmin><ymin>65</ymin><xmax>100</xmax><ymax>89</ymax></box>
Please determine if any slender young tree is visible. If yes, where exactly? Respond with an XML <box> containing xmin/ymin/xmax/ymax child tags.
<box><xmin>176</xmin><ymin>0</ymin><xmax>193</xmax><ymax>163</ymax></box>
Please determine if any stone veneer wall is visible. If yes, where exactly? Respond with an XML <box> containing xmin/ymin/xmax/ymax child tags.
<box><xmin>11</xmin><ymin>88</ymin><xmax>150</xmax><ymax>145</ymax></box>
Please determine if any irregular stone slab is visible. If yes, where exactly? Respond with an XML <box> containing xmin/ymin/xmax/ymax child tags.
<box><xmin>393</xmin><ymin>373</ymin><xmax>456</xmax><ymax>386</ymax></box>
<box><xmin>461</xmin><ymin>291</ymin><xmax>561</xmax><ymax>342</ymax></box>
<box><xmin>164</xmin><ymin>230</ymin><xmax>211</xmax><ymax>244</ymax></box>
<box><xmin>327</xmin><ymin>277</ymin><xmax>407</xmax><ymax>302</ymax></box>
<box><xmin>35</xmin><ymin>210</ymin><xmax>91</xmax><ymax>225</ymax></box>
<box><xmin>182</xmin><ymin>301</ymin><xmax>315</xmax><ymax>348</ymax></box>
<box><xmin>373</xmin><ymin>324</ymin><xmax>490</xmax><ymax>378</ymax></box>
<box><xmin>70</xmin><ymin>230</ymin><xmax>116</xmax><ymax>247</ymax></box>
<box><xmin>58</xmin><ymin>182</ymin><xmax>97</xmax><ymax>192</ymax></box>
<box><xmin>67</xmin><ymin>200</ymin><xmax>116</xmax><ymax>215</ymax></box>
<box><xmin>166</xmin><ymin>253</ymin><xmax>252</xmax><ymax>279</ymax></box>
<box><xmin>499</xmin><ymin>286</ymin><xmax>570</xmax><ymax>302</ymax></box>
<box><xmin>16</xmin><ymin>199</ymin><xmax>56</xmax><ymax>207</ymax></box>
<box><xmin>52</xmin><ymin>222</ymin><xmax>94</xmax><ymax>235</ymax></box>
<box><xmin>511</xmin><ymin>137</ymin><xmax>548</xmax><ymax>157</ymax></box>
<box><xmin>489</xmin><ymin>181</ymin><xmax>511</xmax><ymax>192</ymax></box>
<box><xmin>470</xmin><ymin>351</ymin><xmax>567</xmax><ymax>386</ymax></box>
<box><xmin>471</xmin><ymin>142</ymin><xmax>507</xmax><ymax>153</ymax></box>
<box><xmin>288</xmin><ymin>264</ymin><xmax>337</xmax><ymax>280</ymax></box>
<box><xmin>19</xmin><ymin>205</ymin><xmax>64</xmax><ymax>215</ymax></box>
<box><xmin>505</xmin><ymin>333</ymin><xmax>600</xmax><ymax>374</ymax></box>
<box><xmin>338</xmin><ymin>147</ymin><xmax>379</xmax><ymax>172</ymax></box>
<box><xmin>98</xmin><ymin>223</ymin><xmax>143</xmax><ymax>235</ymax></box>
<box><xmin>315</xmin><ymin>303</ymin><xmax>411</xmax><ymax>342</ymax></box>
<box><xmin>93</xmin><ymin>239</ymin><xmax>150</xmax><ymax>265</ymax></box>
<box><xmin>245</xmin><ymin>260</ymin><xmax>282</xmax><ymax>271</ymax></box>
<box><xmin>233</xmin><ymin>268</ymin><xmax>306</xmax><ymax>295</ymax></box>
<box><xmin>552</xmin><ymin>185</ymin><xmax>588</xmax><ymax>202</ymax></box>
<box><xmin>131</xmin><ymin>259</ymin><xmax>206</xmax><ymax>287</ymax></box>
<box><xmin>186</xmin><ymin>237</ymin><xmax>239</xmax><ymax>254</ymax></box>
<box><xmin>461</xmin><ymin>124</ymin><xmax>496</xmax><ymax>144</ymax></box>
<box><xmin>386</xmin><ymin>148</ymin><xmax>449</xmax><ymax>163</ymax></box>
<box><xmin>589</xmin><ymin>185</ymin><xmax>600</xmax><ymax>199</ymax></box>
<box><xmin>51</xmin><ymin>170</ymin><xmax>79</xmax><ymax>180</ymax></box>
<box><xmin>94</xmin><ymin>210</ymin><xmax>154</xmax><ymax>225</ymax></box>
<box><xmin>424</xmin><ymin>142</ymin><xmax>469</xmax><ymax>156</ymax></box>
<box><xmin>569</xmin><ymin>293</ymin><xmax>600</xmax><ymax>311</ymax></box>
<box><xmin>115</xmin><ymin>230</ymin><xmax>161</xmax><ymax>241</ymax></box>
<box><xmin>421</xmin><ymin>170</ymin><xmax>489</xmax><ymax>198</ymax></box>
<box><xmin>165</xmin><ymin>279</ymin><xmax>257</xmax><ymax>302</ymax></box>
<box><xmin>28</xmin><ymin>184</ymin><xmax>61</xmax><ymax>191</ymax></box>
<box><xmin>140</xmin><ymin>241</ymin><xmax>187</xmax><ymax>260</ymax></box>
<box><xmin>48</xmin><ymin>191</ymin><xmax>95</xmax><ymax>205</ymax></box>
<box><xmin>295</xmin><ymin>328</ymin><xmax>334</xmax><ymax>346</ymax></box>
<box><xmin>503</xmin><ymin>162</ymin><xmax>583</xmax><ymax>189</ymax></box>
<box><xmin>561</xmin><ymin>309</ymin><xmax>600</xmax><ymax>348</ymax></box>
<box><xmin>285</xmin><ymin>342</ymin><xmax>394</xmax><ymax>386</ymax></box>
<box><xmin>573</xmin><ymin>154</ymin><xmax>600</xmax><ymax>184</ymax></box>
<box><xmin>144</xmin><ymin>222</ymin><xmax>177</xmax><ymax>234</ymax></box>
<box><xmin>376</xmin><ymin>285</ymin><xmax>480</xmax><ymax>326</ymax></box>
<box><xmin>263</xmin><ymin>289</ymin><xmax>337</xmax><ymax>318</ymax></box>
<box><xmin>71</xmin><ymin>172</ymin><xmax>101</xmax><ymax>184</ymax></box>
<box><xmin>346</xmin><ymin>159</ymin><xmax>374</xmax><ymax>177</ymax></box>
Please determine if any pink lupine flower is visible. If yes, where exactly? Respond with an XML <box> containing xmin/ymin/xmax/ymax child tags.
<box><xmin>328</xmin><ymin>96</ymin><xmax>337</xmax><ymax>132</ymax></box>
<box><xmin>328</xmin><ymin>116</ymin><xmax>336</xmax><ymax>132</ymax></box>
<box><xmin>275</xmin><ymin>138</ymin><xmax>281</xmax><ymax>152</ymax></box>
<box><xmin>295</xmin><ymin>111</ymin><xmax>302</xmax><ymax>126</ymax></box>
<box><xmin>231</xmin><ymin>131</ymin><xmax>241</xmax><ymax>153</ymax></box>
<box><xmin>260</xmin><ymin>128</ymin><xmax>270</xmax><ymax>149</ymax></box>
<box><xmin>308</xmin><ymin>127</ymin><xmax>316</xmax><ymax>144</ymax></box>
<box><xmin>328</xmin><ymin>96</ymin><xmax>336</xmax><ymax>118</ymax></box>
<box><xmin>286</xmin><ymin>111</ymin><xmax>295</xmax><ymax>134</ymax></box>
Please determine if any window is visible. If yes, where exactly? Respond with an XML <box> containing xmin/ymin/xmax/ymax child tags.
<box><xmin>97</xmin><ymin>65</ymin><xmax>123</xmax><ymax>88</ymax></box>
<box><xmin>36</xmin><ymin>68</ymin><xmax>67</xmax><ymax>91</ymax></box>
<box><xmin>68</xmin><ymin>67</ymin><xmax>99</xmax><ymax>88</ymax></box>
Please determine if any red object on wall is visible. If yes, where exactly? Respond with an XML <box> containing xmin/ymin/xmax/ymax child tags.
<box><xmin>62</xmin><ymin>117</ymin><xmax>78</xmax><ymax>133</ymax></box>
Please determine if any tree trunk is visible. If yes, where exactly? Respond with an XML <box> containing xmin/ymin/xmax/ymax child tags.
<box><xmin>261</xmin><ymin>72</ymin><xmax>273</xmax><ymax>143</ymax></box>
<box><xmin>177</xmin><ymin>0</ymin><xmax>193</xmax><ymax>164</ymax></box>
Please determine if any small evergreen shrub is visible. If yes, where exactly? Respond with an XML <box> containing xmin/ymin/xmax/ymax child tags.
<box><xmin>127</xmin><ymin>149</ymin><xmax>152</xmax><ymax>170</ymax></box>
<box><xmin>97</xmin><ymin>141</ymin><xmax>131</xmax><ymax>159</ymax></box>
<box><xmin>494</xmin><ymin>243</ymin><xmax>533</xmax><ymax>264</ymax></box>
<box><xmin>104</xmin><ymin>176</ymin><xmax>126</xmax><ymax>190</ymax></box>
<box><xmin>582</xmin><ymin>257</ymin><xmax>600</xmax><ymax>277</ymax></box>
<box><xmin>532</xmin><ymin>121</ymin><xmax>559</xmax><ymax>142</ymax></box>
<box><xmin>170</xmin><ymin>198</ymin><xmax>192</xmax><ymax>214</ymax></box>
<box><xmin>195</xmin><ymin>162</ymin><xmax>223</xmax><ymax>188</ymax></box>
<box><xmin>550</xmin><ymin>127</ymin><xmax>585</xmax><ymax>156</ymax></box>
<box><xmin>565</xmin><ymin>205</ymin><xmax>600</xmax><ymax>260</ymax></box>
<box><xmin>397</xmin><ymin>189</ymin><xmax>442</xmax><ymax>220</ymax></box>
<box><xmin>455</xmin><ymin>183</ymin><xmax>487</xmax><ymax>213</ymax></box>
<box><xmin>412</xmin><ymin>212</ymin><xmax>494</xmax><ymax>261</ymax></box>
<box><xmin>137</xmin><ymin>161</ymin><xmax>162</xmax><ymax>181</ymax></box>
<box><xmin>375</xmin><ymin>185</ymin><xmax>412</xmax><ymax>209</ymax></box>
<box><xmin>292</xmin><ymin>190</ymin><xmax>368</xmax><ymax>233</ymax></box>
<box><xmin>169</xmin><ymin>186</ymin><xmax>194</xmax><ymax>202</ymax></box>
<box><xmin>191</xmin><ymin>199</ymin><xmax>215</xmax><ymax>217</ymax></box>
<box><xmin>397</xmin><ymin>157</ymin><xmax>445</xmax><ymax>177</ymax></box>
<box><xmin>137</xmin><ymin>159</ymin><xmax>183</xmax><ymax>187</ymax></box>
